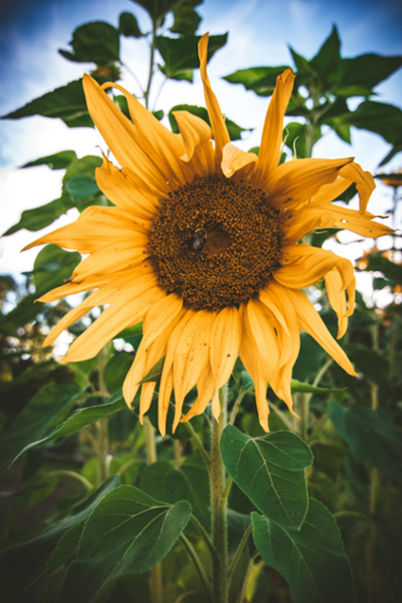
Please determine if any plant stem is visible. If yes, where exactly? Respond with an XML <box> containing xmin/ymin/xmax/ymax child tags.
<box><xmin>209</xmin><ymin>386</ymin><xmax>229</xmax><ymax>603</ymax></box>
<box><xmin>189</xmin><ymin>515</ymin><xmax>217</xmax><ymax>561</ymax></box>
<box><xmin>47</xmin><ymin>470</ymin><xmax>93</xmax><ymax>492</ymax></box>
<box><xmin>228</xmin><ymin>524</ymin><xmax>252</xmax><ymax>583</ymax></box>
<box><xmin>97</xmin><ymin>347</ymin><xmax>110</xmax><ymax>483</ymax></box>
<box><xmin>144</xmin><ymin>21</ymin><xmax>157</xmax><ymax>109</ymax></box>
<box><xmin>143</xmin><ymin>416</ymin><xmax>163</xmax><ymax>603</ymax></box>
<box><xmin>184</xmin><ymin>420</ymin><xmax>210</xmax><ymax>469</ymax></box>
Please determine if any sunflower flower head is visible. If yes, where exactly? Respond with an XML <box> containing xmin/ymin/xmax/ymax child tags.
<box><xmin>25</xmin><ymin>33</ymin><xmax>393</xmax><ymax>436</ymax></box>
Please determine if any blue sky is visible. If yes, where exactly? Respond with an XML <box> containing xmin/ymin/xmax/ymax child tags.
<box><xmin>0</xmin><ymin>0</ymin><xmax>401</xmax><ymax>274</ymax></box>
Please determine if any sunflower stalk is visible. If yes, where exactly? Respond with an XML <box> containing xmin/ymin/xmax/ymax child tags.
<box><xmin>97</xmin><ymin>346</ymin><xmax>110</xmax><ymax>483</ymax></box>
<box><xmin>209</xmin><ymin>384</ymin><xmax>229</xmax><ymax>603</ymax></box>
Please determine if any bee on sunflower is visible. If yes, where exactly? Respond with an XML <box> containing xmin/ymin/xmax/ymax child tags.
<box><xmin>25</xmin><ymin>33</ymin><xmax>392</xmax><ymax>436</ymax></box>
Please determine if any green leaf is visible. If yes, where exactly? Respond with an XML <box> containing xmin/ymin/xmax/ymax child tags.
<box><xmin>220</xmin><ymin>425</ymin><xmax>313</xmax><ymax>529</ymax></box>
<box><xmin>11</xmin><ymin>392</ymin><xmax>126</xmax><ymax>464</ymax></box>
<box><xmin>59</xmin><ymin>485</ymin><xmax>192</xmax><ymax>602</ymax></box>
<box><xmin>119</xmin><ymin>12</ymin><xmax>143</xmax><ymax>37</ymax></box>
<box><xmin>168</xmin><ymin>104</ymin><xmax>250</xmax><ymax>140</ymax></box>
<box><xmin>328</xmin><ymin>402</ymin><xmax>402</xmax><ymax>483</ymax></box>
<box><xmin>223</xmin><ymin>65</ymin><xmax>290</xmax><ymax>96</ymax></box>
<box><xmin>311</xmin><ymin>25</ymin><xmax>341</xmax><ymax>77</ymax></box>
<box><xmin>3</xmin><ymin>196</ymin><xmax>73</xmax><ymax>236</ymax></box>
<box><xmin>336</xmin><ymin>53</ymin><xmax>402</xmax><ymax>96</ymax></box>
<box><xmin>103</xmin><ymin>352</ymin><xmax>134</xmax><ymax>391</ymax></box>
<box><xmin>140</xmin><ymin>452</ymin><xmax>209</xmax><ymax>527</ymax></box>
<box><xmin>0</xmin><ymin>383</ymin><xmax>79</xmax><ymax>468</ymax></box>
<box><xmin>33</xmin><ymin>244</ymin><xmax>81</xmax><ymax>295</ymax></box>
<box><xmin>59</xmin><ymin>21</ymin><xmax>120</xmax><ymax>65</ymax></box>
<box><xmin>63</xmin><ymin>154</ymin><xmax>102</xmax><ymax>202</ymax></box>
<box><xmin>140</xmin><ymin>357</ymin><xmax>164</xmax><ymax>383</ymax></box>
<box><xmin>347</xmin><ymin>344</ymin><xmax>390</xmax><ymax>386</ymax></box>
<box><xmin>22</xmin><ymin>150</ymin><xmax>77</xmax><ymax>170</ymax></box>
<box><xmin>345</xmin><ymin>100</ymin><xmax>402</xmax><ymax>146</ymax></box>
<box><xmin>291</xmin><ymin>379</ymin><xmax>345</xmax><ymax>394</ymax></box>
<box><xmin>170</xmin><ymin>1</ymin><xmax>202</xmax><ymax>35</ymax></box>
<box><xmin>363</xmin><ymin>252</ymin><xmax>402</xmax><ymax>285</ymax></box>
<box><xmin>2</xmin><ymin>79</ymin><xmax>92</xmax><ymax>128</ymax></box>
<box><xmin>251</xmin><ymin>498</ymin><xmax>354</xmax><ymax>603</ymax></box>
<box><xmin>0</xmin><ymin>476</ymin><xmax>120</xmax><ymax>602</ymax></box>
<box><xmin>132</xmin><ymin>0</ymin><xmax>180</xmax><ymax>23</ymax></box>
<box><xmin>157</xmin><ymin>33</ymin><xmax>228</xmax><ymax>81</ymax></box>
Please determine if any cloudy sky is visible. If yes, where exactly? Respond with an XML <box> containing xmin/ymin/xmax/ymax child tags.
<box><xmin>1</xmin><ymin>0</ymin><xmax>401</xmax><ymax>275</ymax></box>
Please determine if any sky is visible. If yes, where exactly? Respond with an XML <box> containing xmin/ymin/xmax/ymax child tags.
<box><xmin>0</xmin><ymin>0</ymin><xmax>401</xmax><ymax>277</ymax></box>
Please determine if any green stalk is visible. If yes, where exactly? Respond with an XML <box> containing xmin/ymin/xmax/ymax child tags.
<box><xmin>209</xmin><ymin>386</ymin><xmax>229</xmax><ymax>603</ymax></box>
<box><xmin>97</xmin><ymin>346</ymin><xmax>110</xmax><ymax>483</ymax></box>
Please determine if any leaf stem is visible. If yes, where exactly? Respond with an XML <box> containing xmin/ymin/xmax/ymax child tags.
<box><xmin>189</xmin><ymin>514</ymin><xmax>218</xmax><ymax>561</ymax></box>
<box><xmin>180</xmin><ymin>532</ymin><xmax>212</xmax><ymax>597</ymax></box>
<box><xmin>47</xmin><ymin>469</ymin><xmax>93</xmax><ymax>492</ymax></box>
<box><xmin>228</xmin><ymin>524</ymin><xmax>252</xmax><ymax>583</ymax></box>
<box><xmin>184</xmin><ymin>420</ymin><xmax>210</xmax><ymax>469</ymax></box>
<box><xmin>144</xmin><ymin>21</ymin><xmax>157</xmax><ymax>109</ymax></box>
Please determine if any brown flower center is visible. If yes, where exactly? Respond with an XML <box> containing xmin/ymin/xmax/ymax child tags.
<box><xmin>148</xmin><ymin>175</ymin><xmax>282</xmax><ymax>311</ymax></box>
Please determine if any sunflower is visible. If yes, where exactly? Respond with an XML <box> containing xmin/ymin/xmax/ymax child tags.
<box><xmin>25</xmin><ymin>33</ymin><xmax>392</xmax><ymax>435</ymax></box>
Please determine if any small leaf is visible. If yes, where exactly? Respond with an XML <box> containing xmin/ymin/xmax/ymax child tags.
<box><xmin>329</xmin><ymin>402</ymin><xmax>402</xmax><ymax>483</ymax></box>
<box><xmin>12</xmin><ymin>392</ymin><xmax>126</xmax><ymax>464</ymax></box>
<box><xmin>132</xmin><ymin>0</ymin><xmax>179</xmax><ymax>23</ymax></box>
<box><xmin>2</xmin><ymin>79</ymin><xmax>92</xmax><ymax>128</ymax></box>
<box><xmin>33</xmin><ymin>244</ymin><xmax>81</xmax><ymax>295</ymax></box>
<box><xmin>344</xmin><ymin>100</ymin><xmax>402</xmax><ymax>146</ymax></box>
<box><xmin>63</xmin><ymin>154</ymin><xmax>102</xmax><ymax>202</ymax></box>
<box><xmin>140</xmin><ymin>357</ymin><xmax>164</xmax><ymax>383</ymax></box>
<box><xmin>170</xmin><ymin>1</ymin><xmax>202</xmax><ymax>35</ymax></box>
<box><xmin>157</xmin><ymin>33</ymin><xmax>228</xmax><ymax>81</ymax></box>
<box><xmin>103</xmin><ymin>352</ymin><xmax>134</xmax><ymax>391</ymax></box>
<box><xmin>3</xmin><ymin>196</ymin><xmax>73</xmax><ymax>236</ymax></box>
<box><xmin>291</xmin><ymin>379</ymin><xmax>345</xmax><ymax>394</ymax></box>
<box><xmin>220</xmin><ymin>425</ymin><xmax>313</xmax><ymax>529</ymax></box>
<box><xmin>251</xmin><ymin>499</ymin><xmax>354</xmax><ymax>603</ymax></box>
<box><xmin>59</xmin><ymin>486</ymin><xmax>192</xmax><ymax>602</ymax></box>
<box><xmin>22</xmin><ymin>150</ymin><xmax>77</xmax><ymax>170</ymax></box>
<box><xmin>347</xmin><ymin>344</ymin><xmax>390</xmax><ymax>386</ymax></box>
<box><xmin>59</xmin><ymin>21</ymin><xmax>120</xmax><ymax>65</ymax></box>
<box><xmin>223</xmin><ymin>65</ymin><xmax>290</xmax><ymax>97</ymax></box>
<box><xmin>119</xmin><ymin>12</ymin><xmax>143</xmax><ymax>37</ymax></box>
<box><xmin>336</xmin><ymin>53</ymin><xmax>402</xmax><ymax>96</ymax></box>
<box><xmin>0</xmin><ymin>383</ymin><xmax>79</xmax><ymax>468</ymax></box>
<box><xmin>311</xmin><ymin>25</ymin><xmax>342</xmax><ymax>78</ymax></box>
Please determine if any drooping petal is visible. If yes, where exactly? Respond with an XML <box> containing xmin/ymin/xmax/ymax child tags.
<box><xmin>283</xmin><ymin>200</ymin><xmax>393</xmax><ymax>243</ymax></box>
<box><xmin>254</xmin><ymin>68</ymin><xmax>295</xmax><ymax>186</ymax></box>
<box><xmin>288</xmin><ymin>289</ymin><xmax>357</xmax><ymax>376</ymax></box>
<box><xmin>267</xmin><ymin>157</ymin><xmax>354</xmax><ymax>206</ymax></box>
<box><xmin>210</xmin><ymin>306</ymin><xmax>241</xmax><ymax>390</ymax></box>
<box><xmin>198</xmin><ymin>33</ymin><xmax>230</xmax><ymax>164</ymax></box>
<box><xmin>339</xmin><ymin>162</ymin><xmax>375</xmax><ymax>212</ymax></box>
<box><xmin>221</xmin><ymin>143</ymin><xmax>258</xmax><ymax>178</ymax></box>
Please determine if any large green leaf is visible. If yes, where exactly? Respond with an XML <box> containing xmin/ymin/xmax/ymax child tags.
<box><xmin>336</xmin><ymin>53</ymin><xmax>402</xmax><ymax>96</ymax></box>
<box><xmin>140</xmin><ymin>452</ymin><xmax>209</xmax><ymax>527</ymax></box>
<box><xmin>251</xmin><ymin>498</ymin><xmax>354</xmax><ymax>603</ymax></box>
<box><xmin>59</xmin><ymin>485</ymin><xmax>192</xmax><ymax>602</ymax></box>
<box><xmin>223</xmin><ymin>65</ymin><xmax>289</xmax><ymax>96</ymax></box>
<box><xmin>220</xmin><ymin>425</ymin><xmax>313</xmax><ymax>529</ymax></box>
<box><xmin>11</xmin><ymin>392</ymin><xmax>126</xmax><ymax>464</ymax></box>
<box><xmin>328</xmin><ymin>402</ymin><xmax>402</xmax><ymax>483</ymax></box>
<box><xmin>345</xmin><ymin>100</ymin><xmax>402</xmax><ymax>146</ymax></box>
<box><xmin>0</xmin><ymin>476</ymin><xmax>120</xmax><ymax>602</ymax></box>
<box><xmin>33</xmin><ymin>244</ymin><xmax>81</xmax><ymax>295</ymax></box>
<box><xmin>157</xmin><ymin>33</ymin><xmax>227</xmax><ymax>81</ymax></box>
<box><xmin>168</xmin><ymin>103</ymin><xmax>250</xmax><ymax>140</ymax></box>
<box><xmin>2</xmin><ymin>79</ymin><xmax>92</xmax><ymax>127</ymax></box>
<box><xmin>59</xmin><ymin>21</ymin><xmax>120</xmax><ymax>65</ymax></box>
<box><xmin>0</xmin><ymin>383</ymin><xmax>79</xmax><ymax>468</ymax></box>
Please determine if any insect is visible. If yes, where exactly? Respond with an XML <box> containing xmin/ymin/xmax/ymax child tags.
<box><xmin>188</xmin><ymin>227</ymin><xmax>207</xmax><ymax>251</ymax></box>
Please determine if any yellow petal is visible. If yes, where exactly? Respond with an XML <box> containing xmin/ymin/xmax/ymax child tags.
<box><xmin>254</xmin><ymin>68</ymin><xmax>295</xmax><ymax>187</ymax></box>
<box><xmin>198</xmin><ymin>33</ymin><xmax>230</xmax><ymax>164</ymax></box>
<box><xmin>63</xmin><ymin>277</ymin><xmax>162</xmax><ymax>362</ymax></box>
<box><xmin>289</xmin><ymin>289</ymin><xmax>357</xmax><ymax>376</ymax></box>
<box><xmin>83</xmin><ymin>74</ymin><xmax>171</xmax><ymax>192</ymax></box>
<box><xmin>339</xmin><ymin>161</ymin><xmax>375</xmax><ymax>212</ymax></box>
<box><xmin>72</xmin><ymin>242</ymin><xmax>148</xmax><ymax>282</ymax></box>
<box><xmin>180</xmin><ymin>366</ymin><xmax>216</xmax><ymax>423</ymax></box>
<box><xmin>268</xmin><ymin>157</ymin><xmax>354</xmax><ymax>206</ymax></box>
<box><xmin>221</xmin><ymin>143</ymin><xmax>258</xmax><ymax>178</ymax></box>
<box><xmin>96</xmin><ymin>156</ymin><xmax>157</xmax><ymax>219</ymax></box>
<box><xmin>210</xmin><ymin>307</ymin><xmax>241</xmax><ymax>389</ymax></box>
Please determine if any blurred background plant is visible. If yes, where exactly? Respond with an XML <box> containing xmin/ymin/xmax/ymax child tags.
<box><xmin>0</xmin><ymin>1</ymin><xmax>401</xmax><ymax>602</ymax></box>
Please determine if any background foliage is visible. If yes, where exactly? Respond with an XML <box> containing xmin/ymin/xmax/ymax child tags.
<box><xmin>1</xmin><ymin>1</ymin><xmax>401</xmax><ymax>602</ymax></box>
